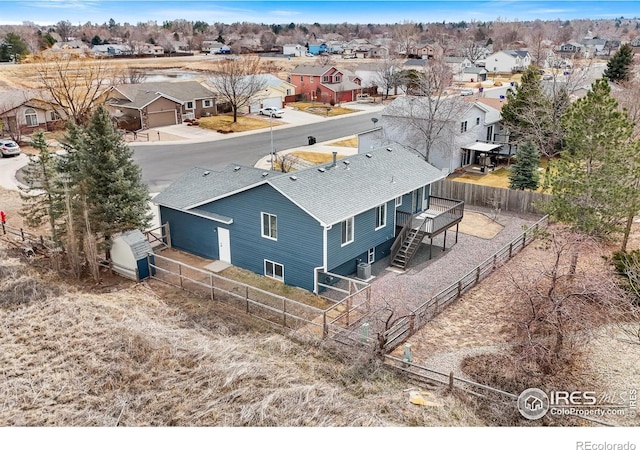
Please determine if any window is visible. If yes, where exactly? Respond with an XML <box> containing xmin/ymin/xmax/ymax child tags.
<box><xmin>395</xmin><ymin>196</ymin><xmax>402</xmax><ymax>207</ymax></box>
<box><xmin>341</xmin><ymin>217</ymin><xmax>354</xmax><ymax>246</ymax></box>
<box><xmin>50</xmin><ymin>111</ymin><xmax>61</xmax><ymax>121</ymax></box>
<box><xmin>476</xmin><ymin>117</ymin><xmax>480</xmax><ymax>125</ymax></box>
<box><xmin>424</xmin><ymin>186</ymin><xmax>429</xmax><ymax>200</ymax></box>
<box><xmin>323</xmin><ymin>75</ymin><xmax>329</xmax><ymax>83</ymax></box>
<box><xmin>334</xmin><ymin>75</ymin><xmax>341</xmax><ymax>82</ymax></box>
<box><xmin>300</xmin><ymin>75</ymin><xmax>304</xmax><ymax>82</ymax></box>
<box><xmin>24</xmin><ymin>108</ymin><xmax>38</xmax><ymax>127</ymax></box>
<box><xmin>286</xmin><ymin>89</ymin><xmax>292</xmax><ymax>95</ymax></box>
<box><xmin>261</xmin><ymin>212</ymin><xmax>277</xmax><ymax>240</ymax></box>
<box><xmin>460</xmin><ymin>121</ymin><xmax>468</xmax><ymax>133</ymax></box>
<box><xmin>203</xmin><ymin>99</ymin><xmax>212</xmax><ymax>108</ymax></box>
<box><xmin>375</xmin><ymin>203</ymin><xmax>387</xmax><ymax>230</ymax></box>
<box><xmin>367</xmin><ymin>247</ymin><xmax>375</xmax><ymax>264</ymax></box>
<box><xmin>310</xmin><ymin>76</ymin><xmax>314</xmax><ymax>83</ymax></box>
<box><xmin>264</xmin><ymin>260</ymin><xmax>284</xmax><ymax>282</ymax></box>
<box><xmin>186</xmin><ymin>101</ymin><xmax>194</xmax><ymax>110</ymax></box>
<box><xmin>486</xmin><ymin>125</ymin><xmax>494</xmax><ymax>142</ymax></box>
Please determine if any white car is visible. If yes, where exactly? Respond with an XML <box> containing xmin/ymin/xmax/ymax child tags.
<box><xmin>259</xmin><ymin>107</ymin><xmax>285</xmax><ymax>118</ymax></box>
<box><xmin>0</xmin><ymin>139</ymin><xmax>21</xmax><ymax>157</ymax></box>
<box><xmin>460</xmin><ymin>89</ymin><xmax>474</xmax><ymax>96</ymax></box>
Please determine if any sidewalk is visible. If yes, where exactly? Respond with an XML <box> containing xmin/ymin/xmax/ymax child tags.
<box><xmin>126</xmin><ymin>101</ymin><xmax>386</xmax><ymax>146</ymax></box>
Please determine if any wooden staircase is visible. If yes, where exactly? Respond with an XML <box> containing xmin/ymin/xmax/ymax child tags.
<box><xmin>390</xmin><ymin>227</ymin><xmax>426</xmax><ymax>270</ymax></box>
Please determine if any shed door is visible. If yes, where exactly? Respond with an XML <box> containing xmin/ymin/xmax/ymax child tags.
<box><xmin>218</xmin><ymin>227</ymin><xmax>231</xmax><ymax>263</ymax></box>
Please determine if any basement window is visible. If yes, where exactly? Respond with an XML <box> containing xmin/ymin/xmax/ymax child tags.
<box><xmin>264</xmin><ymin>260</ymin><xmax>284</xmax><ymax>282</ymax></box>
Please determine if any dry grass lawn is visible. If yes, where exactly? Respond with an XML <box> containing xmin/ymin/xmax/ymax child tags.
<box><xmin>287</xmin><ymin>102</ymin><xmax>357</xmax><ymax>117</ymax></box>
<box><xmin>329</xmin><ymin>137</ymin><xmax>358</xmax><ymax>147</ymax></box>
<box><xmin>197</xmin><ymin>114</ymin><xmax>281</xmax><ymax>133</ymax></box>
<box><xmin>289</xmin><ymin>150</ymin><xmax>346</xmax><ymax>165</ymax></box>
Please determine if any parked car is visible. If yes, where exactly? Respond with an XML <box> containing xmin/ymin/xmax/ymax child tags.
<box><xmin>542</xmin><ymin>73</ymin><xmax>554</xmax><ymax>80</ymax></box>
<box><xmin>460</xmin><ymin>89</ymin><xmax>474</xmax><ymax>96</ymax></box>
<box><xmin>259</xmin><ymin>107</ymin><xmax>285</xmax><ymax>118</ymax></box>
<box><xmin>0</xmin><ymin>139</ymin><xmax>21</xmax><ymax>158</ymax></box>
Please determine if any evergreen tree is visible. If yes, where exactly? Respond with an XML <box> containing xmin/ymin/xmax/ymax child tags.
<box><xmin>603</xmin><ymin>43</ymin><xmax>634</xmax><ymax>83</ymax></box>
<box><xmin>508</xmin><ymin>140</ymin><xmax>540</xmax><ymax>191</ymax></box>
<box><xmin>501</xmin><ymin>64</ymin><xmax>568</xmax><ymax>170</ymax></box>
<box><xmin>62</xmin><ymin>106</ymin><xmax>152</xmax><ymax>258</ymax></box>
<box><xmin>544</xmin><ymin>78</ymin><xmax>634</xmax><ymax>238</ymax></box>
<box><xmin>19</xmin><ymin>131</ymin><xmax>62</xmax><ymax>242</ymax></box>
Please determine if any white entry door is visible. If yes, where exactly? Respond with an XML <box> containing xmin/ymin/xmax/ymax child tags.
<box><xmin>218</xmin><ymin>227</ymin><xmax>231</xmax><ymax>263</ymax></box>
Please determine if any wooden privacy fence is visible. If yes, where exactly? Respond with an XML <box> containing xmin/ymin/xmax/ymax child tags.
<box><xmin>431</xmin><ymin>179</ymin><xmax>552</xmax><ymax>214</ymax></box>
<box><xmin>382</xmin><ymin>215</ymin><xmax>549</xmax><ymax>352</ymax></box>
<box><xmin>148</xmin><ymin>253</ymin><xmax>369</xmax><ymax>341</ymax></box>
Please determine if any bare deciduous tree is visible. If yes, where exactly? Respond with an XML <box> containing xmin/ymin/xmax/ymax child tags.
<box><xmin>392</xmin><ymin>21</ymin><xmax>418</xmax><ymax>56</ymax></box>
<box><xmin>508</xmin><ymin>229</ymin><xmax>634</xmax><ymax>374</ymax></box>
<box><xmin>206</xmin><ymin>56</ymin><xmax>267</xmax><ymax>122</ymax></box>
<box><xmin>384</xmin><ymin>61</ymin><xmax>467</xmax><ymax>164</ymax></box>
<box><xmin>35</xmin><ymin>55</ymin><xmax>118</xmax><ymax>125</ymax></box>
<box><xmin>372</xmin><ymin>56</ymin><xmax>404</xmax><ymax>100</ymax></box>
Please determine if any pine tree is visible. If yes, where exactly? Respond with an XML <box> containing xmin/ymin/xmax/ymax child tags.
<box><xmin>63</xmin><ymin>106</ymin><xmax>152</xmax><ymax>258</ymax></box>
<box><xmin>508</xmin><ymin>141</ymin><xmax>540</xmax><ymax>191</ymax></box>
<box><xmin>544</xmin><ymin>78</ymin><xmax>634</xmax><ymax>238</ymax></box>
<box><xmin>501</xmin><ymin>64</ymin><xmax>568</xmax><ymax>170</ymax></box>
<box><xmin>603</xmin><ymin>44</ymin><xmax>634</xmax><ymax>83</ymax></box>
<box><xmin>19</xmin><ymin>131</ymin><xmax>62</xmax><ymax>242</ymax></box>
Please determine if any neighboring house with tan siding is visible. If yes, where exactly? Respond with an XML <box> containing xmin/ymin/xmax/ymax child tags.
<box><xmin>104</xmin><ymin>81</ymin><xmax>217</xmax><ymax>131</ymax></box>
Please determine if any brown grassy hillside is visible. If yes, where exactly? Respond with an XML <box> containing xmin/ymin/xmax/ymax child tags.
<box><xmin>0</xmin><ymin>244</ymin><xmax>482</xmax><ymax>426</ymax></box>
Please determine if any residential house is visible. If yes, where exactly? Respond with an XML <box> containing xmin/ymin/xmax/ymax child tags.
<box><xmin>579</xmin><ymin>38</ymin><xmax>611</xmax><ymax>58</ymax></box>
<box><xmin>485</xmin><ymin>50</ymin><xmax>532</xmax><ymax>73</ymax></box>
<box><xmin>283</xmin><ymin>44</ymin><xmax>305</xmax><ymax>57</ymax></box>
<box><xmin>152</xmin><ymin>144</ymin><xmax>462</xmax><ymax>292</ymax></box>
<box><xmin>104</xmin><ymin>81</ymin><xmax>217</xmax><ymax>130</ymax></box>
<box><xmin>307</xmin><ymin>42</ymin><xmax>328</xmax><ymax>55</ymax></box>
<box><xmin>0</xmin><ymin>90</ymin><xmax>65</xmax><ymax>137</ymax></box>
<box><xmin>461</xmin><ymin>66</ymin><xmax>488</xmax><ymax>83</ymax></box>
<box><xmin>247</xmin><ymin>74</ymin><xmax>296</xmax><ymax>112</ymax></box>
<box><xmin>556</xmin><ymin>42</ymin><xmax>583</xmax><ymax>57</ymax></box>
<box><xmin>407</xmin><ymin>42</ymin><xmax>443</xmax><ymax>60</ymax></box>
<box><xmin>368</xmin><ymin>45</ymin><xmax>390</xmax><ymax>59</ymax></box>
<box><xmin>91</xmin><ymin>44</ymin><xmax>132</xmax><ymax>57</ymax></box>
<box><xmin>444</xmin><ymin>56</ymin><xmax>473</xmax><ymax>80</ymax></box>
<box><xmin>289</xmin><ymin>65</ymin><xmax>362</xmax><ymax>104</ymax></box>
<box><xmin>327</xmin><ymin>40</ymin><xmax>346</xmax><ymax>54</ymax></box>
<box><xmin>631</xmin><ymin>36</ymin><xmax>640</xmax><ymax>54</ymax></box>
<box><xmin>360</xmin><ymin>95</ymin><xmax>508</xmax><ymax>173</ymax></box>
<box><xmin>204</xmin><ymin>41</ymin><xmax>231</xmax><ymax>54</ymax></box>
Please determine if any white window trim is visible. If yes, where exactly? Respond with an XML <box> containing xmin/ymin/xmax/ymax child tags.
<box><xmin>367</xmin><ymin>247</ymin><xmax>375</xmax><ymax>264</ymax></box>
<box><xmin>341</xmin><ymin>216</ymin><xmax>354</xmax><ymax>246</ymax></box>
<box><xmin>261</xmin><ymin>212</ymin><xmax>277</xmax><ymax>241</ymax></box>
<box><xmin>185</xmin><ymin>101</ymin><xmax>195</xmax><ymax>110</ymax></box>
<box><xmin>375</xmin><ymin>203</ymin><xmax>387</xmax><ymax>230</ymax></box>
<box><xmin>264</xmin><ymin>259</ymin><xmax>284</xmax><ymax>282</ymax></box>
<box><xmin>25</xmin><ymin>108</ymin><xmax>38</xmax><ymax>127</ymax></box>
<box><xmin>203</xmin><ymin>99</ymin><xmax>212</xmax><ymax>108</ymax></box>
<box><xmin>395</xmin><ymin>196</ymin><xmax>402</xmax><ymax>207</ymax></box>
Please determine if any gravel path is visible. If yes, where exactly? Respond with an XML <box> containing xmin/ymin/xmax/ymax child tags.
<box><xmin>368</xmin><ymin>206</ymin><xmax>543</xmax><ymax>318</ymax></box>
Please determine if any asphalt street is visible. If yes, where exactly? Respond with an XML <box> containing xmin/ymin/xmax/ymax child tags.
<box><xmin>130</xmin><ymin>111</ymin><xmax>380</xmax><ymax>192</ymax></box>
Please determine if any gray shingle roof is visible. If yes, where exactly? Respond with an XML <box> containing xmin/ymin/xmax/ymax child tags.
<box><xmin>152</xmin><ymin>165</ymin><xmax>270</xmax><ymax>209</ymax></box>
<box><xmin>269</xmin><ymin>144</ymin><xmax>445</xmax><ymax>226</ymax></box>
<box><xmin>154</xmin><ymin>144</ymin><xmax>445</xmax><ymax>227</ymax></box>
<box><xmin>290</xmin><ymin>65</ymin><xmax>334</xmax><ymax>76</ymax></box>
<box><xmin>113</xmin><ymin>81</ymin><xmax>216</xmax><ymax>109</ymax></box>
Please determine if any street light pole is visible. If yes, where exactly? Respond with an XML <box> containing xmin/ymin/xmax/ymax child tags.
<box><xmin>269</xmin><ymin>113</ymin><xmax>274</xmax><ymax>171</ymax></box>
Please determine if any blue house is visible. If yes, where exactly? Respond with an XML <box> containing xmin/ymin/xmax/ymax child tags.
<box><xmin>307</xmin><ymin>42</ymin><xmax>328</xmax><ymax>55</ymax></box>
<box><xmin>153</xmin><ymin>144</ymin><xmax>463</xmax><ymax>293</ymax></box>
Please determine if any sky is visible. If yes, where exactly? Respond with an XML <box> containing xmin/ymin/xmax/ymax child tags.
<box><xmin>0</xmin><ymin>0</ymin><xmax>639</xmax><ymax>26</ymax></box>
